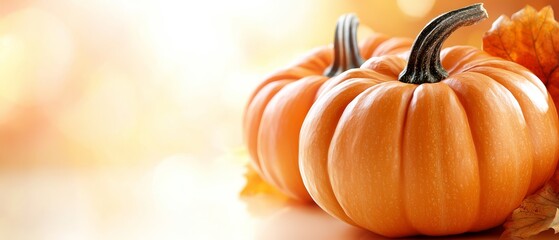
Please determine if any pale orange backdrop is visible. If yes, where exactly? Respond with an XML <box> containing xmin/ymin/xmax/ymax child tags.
<box><xmin>0</xmin><ymin>1</ymin><xmax>557</xmax><ymax>239</ymax></box>
<box><xmin>0</xmin><ymin>0</ymin><xmax>556</xmax><ymax>169</ymax></box>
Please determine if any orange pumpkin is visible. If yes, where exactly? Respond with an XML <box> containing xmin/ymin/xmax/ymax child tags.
<box><xmin>243</xmin><ymin>14</ymin><xmax>412</xmax><ymax>201</ymax></box>
<box><xmin>299</xmin><ymin>4</ymin><xmax>559</xmax><ymax>237</ymax></box>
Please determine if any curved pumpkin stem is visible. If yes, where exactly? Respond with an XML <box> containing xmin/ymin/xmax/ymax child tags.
<box><xmin>398</xmin><ymin>3</ymin><xmax>488</xmax><ymax>84</ymax></box>
<box><xmin>324</xmin><ymin>14</ymin><xmax>364</xmax><ymax>77</ymax></box>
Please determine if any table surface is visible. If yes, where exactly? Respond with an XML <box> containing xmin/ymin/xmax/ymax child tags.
<box><xmin>0</xmin><ymin>156</ymin><xmax>556</xmax><ymax>240</ymax></box>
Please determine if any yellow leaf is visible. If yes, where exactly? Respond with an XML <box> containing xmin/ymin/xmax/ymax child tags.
<box><xmin>233</xmin><ymin>148</ymin><xmax>287</xmax><ymax>200</ymax></box>
<box><xmin>240</xmin><ymin>163</ymin><xmax>282</xmax><ymax>197</ymax></box>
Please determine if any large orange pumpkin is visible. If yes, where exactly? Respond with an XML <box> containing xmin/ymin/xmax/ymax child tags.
<box><xmin>243</xmin><ymin>14</ymin><xmax>412</xmax><ymax>201</ymax></box>
<box><xmin>299</xmin><ymin>4</ymin><xmax>559</xmax><ymax>236</ymax></box>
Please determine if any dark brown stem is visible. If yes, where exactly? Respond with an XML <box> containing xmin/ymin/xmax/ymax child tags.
<box><xmin>398</xmin><ymin>3</ymin><xmax>488</xmax><ymax>84</ymax></box>
<box><xmin>324</xmin><ymin>14</ymin><xmax>364</xmax><ymax>77</ymax></box>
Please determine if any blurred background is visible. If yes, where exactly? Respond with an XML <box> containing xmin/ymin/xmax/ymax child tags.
<box><xmin>0</xmin><ymin>0</ymin><xmax>557</xmax><ymax>239</ymax></box>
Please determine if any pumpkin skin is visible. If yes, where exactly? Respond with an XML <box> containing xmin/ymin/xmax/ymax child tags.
<box><xmin>299</xmin><ymin>4</ymin><xmax>559</xmax><ymax>237</ymax></box>
<box><xmin>243</xmin><ymin>15</ymin><xmax>412</xmax><ymax>201</ymax></box>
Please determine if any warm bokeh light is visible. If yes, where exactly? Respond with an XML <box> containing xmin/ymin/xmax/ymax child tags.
<box><xmin>0</xmin><ymin>0</ymin><xmax>558</xmax><ymax>239</ymax></box>
<box><xmin>1</xmin><ymin>0</ymin><xmax>555</xmax><ymax>167</ymax></box>
<box><xmin>397</xmin><ymin>0</ymin><xmax>436</xmax><ymax>18</ymax></box>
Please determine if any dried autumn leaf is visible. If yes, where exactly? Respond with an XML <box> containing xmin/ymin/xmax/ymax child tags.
<box><xmin>500</xmin><ymin>169</ymin><xmax>559</xmax><ymax>239</ymax></box>
<box><xmin>483</xmin><ymin>5</ymin><xmax>559</xmax><ymax>107</ymax></box>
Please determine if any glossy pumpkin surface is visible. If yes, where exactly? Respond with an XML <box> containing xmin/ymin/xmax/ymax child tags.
<box><xmin>299</xmin><ymin>4</ymin><xmax>559</xmax><ymax>236</ymax></box>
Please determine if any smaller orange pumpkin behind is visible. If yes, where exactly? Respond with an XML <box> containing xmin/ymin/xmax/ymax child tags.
<box><xmin>243</xmin><ymin>14</ymin><xmax>412</xmax><ymax>201</ymax></box>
